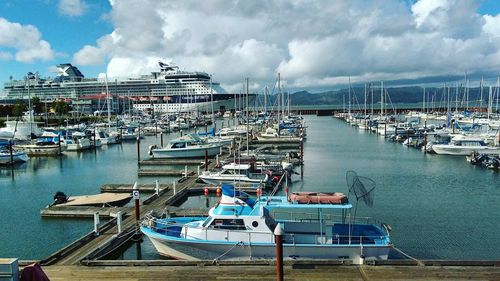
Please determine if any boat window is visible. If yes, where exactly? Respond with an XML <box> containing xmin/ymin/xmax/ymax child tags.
<box><xmin>252</xmin><ymin>221</ymin><xmax>259</xmax><ymax>227</ymax></box>
<box><xmin>210</xmin><ymin>219</ymin><xmax>246</xmax><ymax>230</ymax></box>
<box><xmin>171</xmin><ymin>142</ymin><xmax>186</xmax><ymax>148</ymax></box>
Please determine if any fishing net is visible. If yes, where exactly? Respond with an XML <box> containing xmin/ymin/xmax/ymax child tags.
<box><xmin>346</xmin><ymin>170</ymin><xmax>376</xmax><ymax>207</ymax></box>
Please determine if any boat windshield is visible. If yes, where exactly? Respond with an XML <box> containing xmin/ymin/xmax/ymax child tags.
<box><xmin>171</xmin><ymin>142</ymin><xmax>186</xmax><ymax>148</ymax></box>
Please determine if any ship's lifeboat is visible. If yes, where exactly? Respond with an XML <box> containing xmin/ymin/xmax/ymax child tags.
<box><xmin>289</xmin><ymin>192</ymin><xmax>348</xmax><ymax>204</ymax></box>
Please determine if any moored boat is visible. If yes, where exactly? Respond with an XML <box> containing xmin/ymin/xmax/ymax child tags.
<box><xmin>148</xmin><ymin>133</ymin><xmax>223</xmax><ymax>159</ymax></box>
<box><xmin>141</xmin><ymin>183</ymin><xmax>392</xmax><ymax>261</ymax></box>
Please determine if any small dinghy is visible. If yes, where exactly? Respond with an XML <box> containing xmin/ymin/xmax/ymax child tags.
<box><xmin>289</xmin><ymin>192</ymin><xmax>348</xmax><ymax>204</ymax></box>
<box><xmin>51</xmin><ymin>191</ymin><xmax>132</xmax><ymax>207</ymax></box>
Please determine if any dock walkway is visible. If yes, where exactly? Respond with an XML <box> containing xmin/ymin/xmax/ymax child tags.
<box><xmin>41</xmin><ymin>152</ymin><xmax>224</xmax><ymax>266</ymax></box>
<box><xmin>38</xmin><ymin>263</ymin><xmax>500</xmax><ymax>281</ymax></box>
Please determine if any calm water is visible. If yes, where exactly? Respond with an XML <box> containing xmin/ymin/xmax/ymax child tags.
<box><xmin>1</xmin><ymin>116</ymin><xmax>499</xmax><ymax>260</ymax></box>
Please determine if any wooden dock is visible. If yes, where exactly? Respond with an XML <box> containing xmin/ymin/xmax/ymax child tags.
<box><xmin>137</xmin><ymin>169</ymin><xmax>194</xmax><ymax>176</ymax></box>
<box><xmin>40</xmin><ymin>206</ymin><xmax>132</xmax><ymax>218</ymax></box>
<box><xmin>139</xmin><ymin>159</ymin><xmax>209</xmax><ymax>165</ymax></box>
<box><xmin>40</xmin><ymin>152</ymin><xmax>224</xmax><ymax>266</ymax></box>
<box><xmin>35</xmin><ymin>263</ymin><xmax>500</xmax><ymax>281</ymax></box>
<box><xmin>100</xmin><ymin>183</ymin><xmax>170</xmax><ymax>193</ymax></box>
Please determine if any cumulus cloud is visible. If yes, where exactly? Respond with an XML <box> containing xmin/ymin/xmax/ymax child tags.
<box><xmin>58</xmin><ymin>0</ymin><xmax>88</xmax><ymax>17</ymax></box>
<box><xmin>0</xmin><ymin>17</ymin><xmax>55</xmax><ymax>63</ymax></box>
<box><xmin>73</xmin><ymin>0</ymin><xmax>500</xmax><ymax>90</ymax></box>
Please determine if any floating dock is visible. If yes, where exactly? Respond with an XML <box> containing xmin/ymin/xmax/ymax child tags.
<box><xmin>40</xmin><ymin>206</ymin><xmax>132</xmax><ymax>218</ymax></box>
<box><xmin>137</xmin><ymin>169</ymin><xmax>194</xmax><ymax>176</ymax></box>
<box><xmin>138</xmin><ymin>159</ymin><xmax>209</xmax><ymax>165</ymax></box>
<box><xmin>100</xmin><ymin>183</ymin><xmax>169</xmax><ymax>193</ymax></box>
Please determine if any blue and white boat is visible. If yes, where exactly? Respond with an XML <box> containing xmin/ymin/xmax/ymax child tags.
<box><xmin>141</xmin><ymin>184</ymin><xmax>392</xmax><ymax>261</ymax></box>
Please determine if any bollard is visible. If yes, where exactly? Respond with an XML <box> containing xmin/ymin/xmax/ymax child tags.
<box><xmin>173</xmin><ymin>180</ymin><xmax>176</xmax><ymax>194</ymax></box>
<box><xmin>94</xmin><ymin>212</ymin><xmax>100</xmax><ymax>235</ymax></box>
<box><xmin>205</xmin><ymin>149</ymin><xmax>209</xmax><ymax>171</ymax></box>
<box><xmin>155</xmin><ymin>180</ymin><xmax>160</xmax><ymax>196</ymax></box>
<box><xmin>116</xmin><ymin>211</ymin><xmax>123</xmax><ymax>234</ymax></box>
<box><xmin>133</xmin><ymin>182</ymin><xmax>140</xmax><ymax>223</ymax></box>
<box><xmin>184</xmin><ymin>165</ymin><xmax>188</xmax><ymax>177</ymax></box>
<box><xmin>275</xmin><ymin>223</ymin><xmax>284</xmax><ymax>281</ymax></box>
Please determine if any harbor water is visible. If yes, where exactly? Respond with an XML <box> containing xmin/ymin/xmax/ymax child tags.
<box><xmin>1</xmin><ymin>116</ymin><xmax>499</xmax><ymax>260</ymax></box>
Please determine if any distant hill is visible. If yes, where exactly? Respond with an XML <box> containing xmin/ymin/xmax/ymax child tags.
<box><xmin>263</xmin><ymin>86</ymin><xmax>490</xmax><ymax>106</ymax></box>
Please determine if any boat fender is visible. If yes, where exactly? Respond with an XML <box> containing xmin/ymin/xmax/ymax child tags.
<box><xmin>204</xmin><ymin>187</ymin><xmax>209</xmax><ymax>196</ymax></box>
<box><xmin>216</xmin><ymin>186</ymin><xmax>222</xmax><ymax>196</ymax></box>
<box><xmin>148</xmin><ymin>145</ymin><xmax>157</xmax><ymax>156</ymax></box>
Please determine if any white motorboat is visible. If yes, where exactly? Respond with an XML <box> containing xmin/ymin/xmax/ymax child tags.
<box><xmin>65</xmin><ymin>132</ymin><xmax>92</xmax><ymax>151</ymax></box>
<box><xmin>149</xmin><ymin>133</ymin><xmax>223</xmax><ymax>159</ymax></box>
<box><xmin>432</xmin><ymin>135</ymin><xmax>500</xmax><ymax>156</ymax></box>
<box><xmin>198</xmin><ymin>163</ymin><xmax>269</xmax><ymax>185</ymax></box>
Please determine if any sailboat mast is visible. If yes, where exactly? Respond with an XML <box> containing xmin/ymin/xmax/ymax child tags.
<box><xmin>348</xmin><ymin>77</ymin><xmax>351</xmax><ymax>117</ymax></box>
<box><xmin>245</xmin><ymin>78</ymin><xmax>249</xmax><ymax>155</ymax></box>
<box><xmin>480</xmin><ymin>77</ymin><xmax>484</xmax><ymax>111</ymax></box>
<box><xmin>364</xmin><ymin>84</ymin><xmax>367</xmax><ymax>116</ymax></box>
<box><xmin>380</xmin><ymin>81</ymin><xmax>384</xmax><ymax>118</ymax></box>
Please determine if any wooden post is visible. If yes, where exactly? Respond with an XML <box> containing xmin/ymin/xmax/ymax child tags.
<box><xmin>9</xmin><ymin>140</ymin><xmax>14</xmax><ymax>165</ymax></box>
<box><xmin>300</xmin><ymin>137</ymin><xmax>304</xmax><ymax>165</ymax></box>
<box><xmin>116</xmin><ymin>211</ymin><xmax>123</xmax><ymax>233</ymax></box>
<box><xmin>94</xmin><ymin>212</ymin><xmax>100</xmax><ymax>235</ymax></box>
<box><xmin>93</xmin><ymin>129</ymin><xmax>96</xmax><ymax>150</ymax></box>
<box><xmin>58</xmin><ymin>134</ymin><xmax>62</xmax><ymax>155</ymax></box>
<box><xmin>384</xmin><ymin>122</ymin><xmax>387</xmax><ymax>138</ymax></box>
<box><xmin>275</xmin><ymin>223</ymin><xmax>284</xmax><ymax>281</ymax></box>
<box><xmin>160</xmin><ymin>132</ymin><xmax>164</xmax><ymax>147</ymax></box>
<box><xmin>205</xmin><ymin>149</ymin><xmax>209</xmax><ymax>171</ymax></box>
<box><xmin>424</xmin><ymin>132</ymin><xmax>428</xmax><ymax>154</ymax></box>
<box><xmin>136</xmin><ymin>136</ymin><xmax>141</xmax><ymax>165</ymax></box>
<box><xmin>133</xmin><ymin>182</ymin><xmax>140</xmax><ymax>223</ymax></box>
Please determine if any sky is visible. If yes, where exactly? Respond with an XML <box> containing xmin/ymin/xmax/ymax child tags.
<box><xmin>1</xmin><ymin>0</ymin><xmax>500</xmax><ymax>94</ymax></box>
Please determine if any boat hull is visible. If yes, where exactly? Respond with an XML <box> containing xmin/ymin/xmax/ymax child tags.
<box><xmin>151</xmin><ymin>145</ymin><xmax>222</xmax><ymax>159</ymax></box>
<box><xmin>143</xmin><ymin>228</ymin><xmax>390</xmax><ymax>261</ymax></box>
<box><xmin>0</xmin><ymin>151</ymin><xmax>28</xmax><ymax>164</ymax></box>
<box><xmin>432</xmin><ymin>145</ymin><xmax>500</xmax><ymax>156</ymax></box>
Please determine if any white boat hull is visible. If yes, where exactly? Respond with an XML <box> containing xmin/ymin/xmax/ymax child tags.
<box><xmin>146</xmin><ymin>234</ymin><xmax>390</xmax><ymax>261</ymax></box>
<box><xmin>15</xmin><ymin>144</ymin><xmax>64</xmax><ymax>156</ymax></box>
<box><xmin>432</xmin><ymin>145</ymin><xmax>500</xmax><ymax>156</ymax></box>
<box><xmin>151</xmin><ymin>145</ymin><xmax>222</xmax><ymax>159</ymax></box>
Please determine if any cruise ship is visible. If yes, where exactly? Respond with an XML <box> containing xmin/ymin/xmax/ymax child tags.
<box><xmin>1</xmin><ymin>62</ymin><xmax>254</xmax><ymax>114</ymax></box>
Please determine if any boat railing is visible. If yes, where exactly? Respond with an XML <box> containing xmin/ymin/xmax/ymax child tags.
<box><xmin>271</xmin><ymin>211</ymin><xmax>382</xmax><ymax>225</ymax></box>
